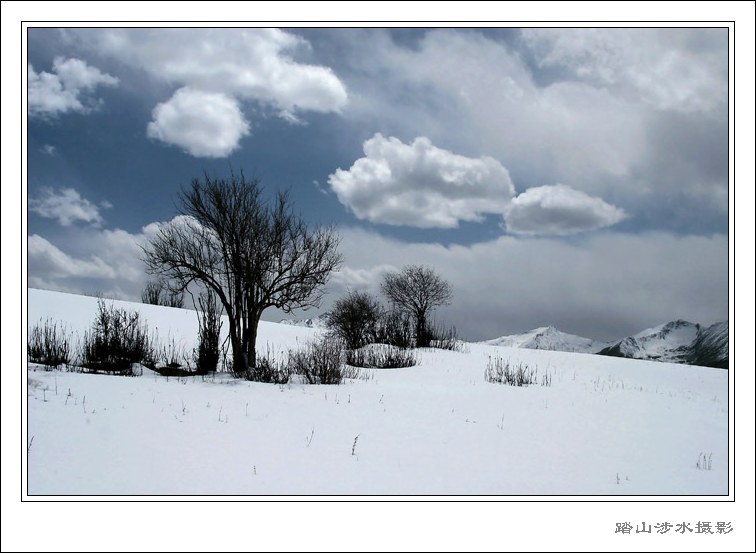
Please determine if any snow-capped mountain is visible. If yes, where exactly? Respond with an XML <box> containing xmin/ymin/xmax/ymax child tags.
<box><xmin>484</xmin><ymin>320</ymin><xmax>728</xmax><ymax>369</ymax></box>
<box><xmin>483</xmin><ymin>325</ymin><xmax>609</xmax><ymax>354</ymax></box>
<box><xmin>598</xmin><ymin>320</ymin><xmax>728</xmax><ymax>369</ymax></box>
<box><xmin>599</xmin><ymin>320</ymin><xmax>699</xmax><ymax>363</ymax></box>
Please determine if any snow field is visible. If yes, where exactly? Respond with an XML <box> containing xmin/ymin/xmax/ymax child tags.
<box><xmin>26</xmin><ymin>289</ymin><xmax>728</xmax><ymax>496</ymax></box>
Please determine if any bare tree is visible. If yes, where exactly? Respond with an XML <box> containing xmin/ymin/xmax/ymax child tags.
<box><xmin>381</xmin><ymin>265</ymin><xmax>453</xmax><ymax>347</ymax></box>
<box><xmin>141</xmin><ymin>279</ymin><xmax>185</xmax><ymax>308</ymax></box>
<box><xmin>141</xmin><ymin>280</ymin><xmax>162</xmax><ymax>305</ymax></box>
<box><xmin>142</xmin><ymin>171</ymin><xmax>342</xmax><ymax>375</ymax></box>
<box><xmin>326</xmin><ymin>290</ymin><xmax>383</xmax><ymax>350</ymax></box>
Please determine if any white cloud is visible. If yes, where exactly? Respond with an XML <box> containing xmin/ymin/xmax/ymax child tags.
<box><xmin>88</xmin><ymin>28</ymin><xmax>347</xmax><ymax>113</ymax></box>
<box><xmin>521</xmin><ymin>28</ymin><xmax>727</xmax><ymax>113</ymax></box>
<box><xmin>330</xmin><ymin>264</ymin><xmax>396</xmax><ymax>291</ymax></box>
<box><xmin>147</xmin><ymin>87</ymin><xmax>250</xmax><ymax>158</ymax></box>
<box><xmin>504</xmin><ymin>184</ymin><xmax>627</xmax><ymax>236</ymax></box>
<box><xmin>29</xmin><ymin>187</ymin><xmax>106</xmax><ymax>226</ymax></box>
<box><xmin>334</xmin><ymin>29</ymin><xmax>727</xmax><ymax>231</ymax></box>
<box><xmin>68</xmin><ymin>28</ymin><xmax>347</xmax><ymax>156</ymax></box>
<box><xmin>328</xmin><ymin>134</ymin><xmax>515</xmax><ymax>228</ymax></box>
<box><xmin>28</xmin><ymin>234</ymin><xmax>115</xmax><ymax>281</ymax></box>
<box><xmin>341</xmin><ymin>30</ymin><xmax>646</xmax><ymax>187</ymax></box>
<box><xmin>25</xmin><ymin>217</ymin><xmax>182</xmax><ymax>301</ymax></box>
<box><xmin>28</xmin><ymin>57</ymin><xmax>118</xmax><ymax>118</ymax></box>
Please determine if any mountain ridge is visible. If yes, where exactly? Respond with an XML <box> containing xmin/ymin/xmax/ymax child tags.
<box><xmin>483</xmin><ymin>325</ymin><xmax>609</xmax><ymax>354</ymax></box>
<box><xmin>484</xmin><ymin>320</ymin><xmax>728</xmax><ymax>369</ymax></box>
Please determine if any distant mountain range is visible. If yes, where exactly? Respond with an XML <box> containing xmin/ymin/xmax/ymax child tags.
<box><xmin>484</xmin><ymin>320</ymin><xmax>728</xmax><ymax>369</ymax></box>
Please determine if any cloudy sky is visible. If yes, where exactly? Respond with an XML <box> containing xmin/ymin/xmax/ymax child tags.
<box><xmin>25</xmin><ymin>26</ymin><xmax>731</xmax><ymax>341</ymax></box>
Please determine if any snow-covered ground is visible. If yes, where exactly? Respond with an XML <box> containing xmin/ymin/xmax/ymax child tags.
<box><xmin>26</xmin><ymin>288</ymin><xmax>728</xmax><ymax>496</ymax></box>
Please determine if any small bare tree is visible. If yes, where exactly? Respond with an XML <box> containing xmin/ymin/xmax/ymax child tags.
<box><xmin>141</xmin><ymin>280</ymin><xmax>162</xmax><ymax>305</ymax></box>
<box><xmin>381</xmin><ymin>265</ymin><xmax>452</xmax><ymax>347</ymax></box>
<box><xmin>326</xmin><ymin>290</ymin><xmax>383</xmax><ymax>350</ymax></box>
<box><xmin>142</xmin><ymin>171</ymin><xmax>342</xmax><ymax>375</ymax></box>
<box><xmin>141</xmin><ymin>279</ymin><xmax>185</xmax><ymax>308</ymax></box>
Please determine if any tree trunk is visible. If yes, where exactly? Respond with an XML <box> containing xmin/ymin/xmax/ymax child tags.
<box><xmin>416</xmin><ymin>312</ymin><xmax>428</xmax><ymax>348</ymax></box>
<box><xmin>222</xmin><ymin>313</ymin><xmax>246</xmax><ymax>376</ymax></box>
<box><xmin>230</xmin><ymin>332</ymin><xmax>247</xmax><ymax>376</ymax></box>
<box><xmin>246</xmin><ymin>309</ymin><xmax>261</xmax><ymax>370</ymax></box>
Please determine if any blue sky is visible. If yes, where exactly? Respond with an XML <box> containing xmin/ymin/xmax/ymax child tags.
<box><xmin>25</xmin><ymin>26</ymin><xmax>730</xmax><ymax>341</ymax></box>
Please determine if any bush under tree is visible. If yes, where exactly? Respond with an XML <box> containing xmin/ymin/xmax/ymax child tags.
<box><xmin>247</xmin><ymin>348</ymin><xmax>291</xmax><ymax>384</ymax></box>
<box><xmin>289</xmin><ymin>335</ymin><xmax>346</xmax><ymax>385</ymax></box>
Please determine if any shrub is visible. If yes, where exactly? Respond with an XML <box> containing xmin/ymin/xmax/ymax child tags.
<box><xmin>427</xmin><ymin>320</ymin><xmax>465</xmax><ymax>352</ymax></box>
<box><xmin>245</xmin><ymin>348</ymin><xmax>291</xmax><ymax>384</ymax></box>
<box><xmin>484</xmin><ymin>356</ymin><xmax>547</xmax><ymax>387</ymax></box>
<box><xmin>345</xmin><ymin>344</ymin><xmax>417</xmax><ymax>369</ymax></box>
<box><xmin>326</xmin><ymin>290</ymin><xmax>383</xmax><ymax>350</ymax></box>
<box><xmin>289</xmin><ymin>334</ymin><xmax>346</xmax><ymax>385</ymax></box>
<box><xmin>194</xmin><ymin>289</ymin><xmax>222</xmax><ymax>375</ymax></box>
<box><xmin>27</xmin><ymin>318</ymin><xmax>72</xmax><ymax>369</ymax></box>
<box><xmin>146</xmin><ymin>333</ymin><xmax>196</xmax><ymax>376</ymax></box>
<box><xmin>375</xmin><ymin>310</ymin><xmax>415</xmax><ymax>349</ymax></box>
<box><xmin>78</xmin><ymin>299</ymin><xmax>155</xmax><ymax>375</ymax></box>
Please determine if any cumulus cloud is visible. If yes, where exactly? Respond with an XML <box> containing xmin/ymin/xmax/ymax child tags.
<box><xmin>67</xmin><ymin>28</ymin><xmax>347</xmax><ymax>156</ymax></box>
<box><xmin>330</xmin><ymin>28</ymin><xmax>727</xmax><ymax>233</ymax></box>
<box><xmin>29</xmin><ymin>187</ymin><xmax>106</xmax><ymax>226</ymax></box>
<box><xmin>340</xmin><ymin>30</ymin><xmax>646</xmax><ymax>186</ymax></box>
<box><xmin>28</xmin><ymin>57</ymin><xmax>118</xmax><ymax>118</ymax></box>
<box><xmin>504</xmin><ymin>184</ymin><xmax>627</xmax><ymax>236</ymax></box>
<box><xmin>147</xmin><ymin>87</ymin><xmax>250</xmax><ymax>158</ymax></box>
<box><xmin>328</xmin><ymin>134</ymin><xmax>515</xmax><ymax>228</ymax></box>
<box><xmin>88</xmin><ymin>28</ymin><xmax>347</xmax><ymax>113</ymax></box>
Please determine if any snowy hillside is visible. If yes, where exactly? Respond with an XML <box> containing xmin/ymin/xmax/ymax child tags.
<box><xmin>26</xmin><ymin>288</ymin><xmax>728</xmax><ymax>496</ymax></box>
<box><xmin>483</xmin><ymin>325</ymin><xmax>608</xmax><ymax>353</ymax></box>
